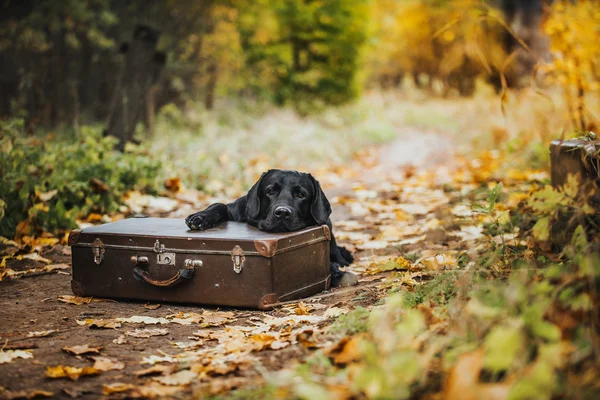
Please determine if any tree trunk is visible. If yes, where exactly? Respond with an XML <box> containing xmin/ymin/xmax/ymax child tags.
<box><xmin>204</xmin><ymin>61</ymin><xmax>217</xmax><ymax>110</ymax></box>
<box><xmin>106</xmin><ymin>25</ymin><xmax>164</xmax><ymax>150</ymax></box>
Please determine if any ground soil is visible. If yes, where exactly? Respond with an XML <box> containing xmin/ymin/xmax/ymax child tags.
<box><xmin>0</xmin><ymin>132</ymin><xmax>453</xmax><ymax>399</ymax></box>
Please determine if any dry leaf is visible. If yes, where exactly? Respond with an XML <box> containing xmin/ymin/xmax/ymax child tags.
<box><xmin>21</xmin><ymin>253</ymin><xmax>51</xmax><ymax>264</ymax></box>
<box><xmin>0</xmin><ymin>388</ymin><xmax>53</xmax><ymax>399</ymax></box>
<box><xmin>144</xmin><ymin>303</ymin><xmax>161</xmax><ymax>310</ymax></box>
<box><xmin>296</xmin><ymin>329</ymin><xmax>320</xmax><ymax>349</ymax></box>
<box><xmin>323</xmin><ymin>307</ymin><xmax>347</xmax><ymax>319</ymax></box>
<box><xmin>167</xmin><ymin>312</ymin><xmax>203</xmax><ymax>325</ymax></box>
<box><xmin>0</xmin><ymin>350</ymin><xmax>33</xmax><ymax>364</ymax></box>
<box><xmin>45</xmin><ymin>365</ymin><xmax>99</xmax><ymax>380</ymax></box>
<box><xmin>113</xmin><ymin>335</ymin><xmax>128</xmax><ymax>345</ymax></box>
<box><xmin>91</xmin><ymin>356</ymin><xmax>125</xmax><ymax>371</ymax></box>
<box><xmin>76</xmin><ymin>319</ymin><xmax>121</xmax><ymax>329</ymax></box>
<box><xmin>164</xmin><ymin>178</ymin><xmax>183</xmax><ymax>193</ymax></box>
<box><xmin>125</xmin><ymin>328</ymin><xmax>169</xmax><ymax>338</ymax></box>
<box><xmin>134</xmin><ymin>364</ymin><xmax>177</xmax><ymax>377</ymax></box>
<box><xmin>293</xmin><ymin>302</ymin><xmax>311</xmax><ymax>315</ymax></box>
<box><xmin>116</xmin><ymin>316</ymin><xmax>170</xmax><ymax>325</ymax></box>
<box><xmin>130</xmin><ymin>382</ymin><xmax>185</xmax><ymax>398</ymax></box>
<box><xmin>152</xmin><ymin>369</ymin><xmax>197</xmax><ymax>386</ymax></box>
<box><xmin>27</xmin><ymin>330</ymin><xmax>56</xmax><ymax>338</ymax></box>
<box><xmin>200</xmin><ymin>311</ymin><xmax>234</xmax><ymax>327</ymax></box>
<box><xmin>58</xmin><ymin>295</ymin><xmax>92</xmax><ymax>305</ymax></box>
<box><xmin>102</xmin><ymin>383</ymin><xmax>135</xmax><ymax>395</ymax></box>
<box><xmin>443</xmin><ymin>349</ymin><xmax>511</xmax><ymax>400</ymax></box>
<box><xmin>249</xmin><ymin>333</ymin><xmax>278</xmax><ymax>351</ymax></box>
<box><xmin>325</xmin><ymin>335</ymin><xmax>364</xmax><ymax>366</ymax></box>
<box><xmin>62</xmin><ymin>344</ymin><xmax>102</xmax><ymax>356</ymax></box>
<box><xmin>44</xmin><ymin>264</ymin><xmax>70</xmax><ymax>272</ymax></box>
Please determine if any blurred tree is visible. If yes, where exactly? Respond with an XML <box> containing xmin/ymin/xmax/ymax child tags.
<box><xmin>543</xmin><ymin>0</ymin><xmax>600</xmax><ymax>131</ymax></box>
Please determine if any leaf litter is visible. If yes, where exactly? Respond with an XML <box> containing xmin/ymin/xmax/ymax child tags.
<box><xmin>1</xmin><ymin>131</ymin><xmax>593</xmax><ymax>399</ymax></box>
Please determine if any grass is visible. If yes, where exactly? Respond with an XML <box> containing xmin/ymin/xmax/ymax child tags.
<box><xmin>148</xmin><ymin>100</ymin><xmax>398</xmax><ymax>195</ymax></box>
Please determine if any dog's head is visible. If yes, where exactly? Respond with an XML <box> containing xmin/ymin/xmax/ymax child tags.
<box><xmin>245</xmin><ymin>169</ymin><xmax>331</xmax><ymax>232</ymax></box>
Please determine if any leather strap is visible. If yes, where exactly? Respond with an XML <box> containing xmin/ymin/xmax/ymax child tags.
<box><xmin>131</xmin><ymin>255</ymin><xmax>194</xmax><ymax>288</ymax></box>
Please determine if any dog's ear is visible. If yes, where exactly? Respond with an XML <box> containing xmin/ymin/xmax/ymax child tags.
<box><xmin>245</xmin><ymin>170</ymin><xmax>275</xmax><ymax>220</ymax></box>
<box><xmin>309</xmin><ymin>174</ymin><xmax>331</xmax><ymax>225</ymax></box>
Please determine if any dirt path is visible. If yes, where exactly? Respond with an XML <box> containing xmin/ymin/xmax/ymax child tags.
<box><xmin>0</xmin><ymin>132</ymin><xmax>465</xmax><ymax>399</ymax></box>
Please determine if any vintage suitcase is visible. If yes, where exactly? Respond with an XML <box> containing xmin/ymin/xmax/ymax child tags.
<box><xmin>68</xmin><ymin>218</ymin><xmax>331</xmax><ymax>309</ymax></box>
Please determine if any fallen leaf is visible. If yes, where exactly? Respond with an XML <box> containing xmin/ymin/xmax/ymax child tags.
<box><xmin>249</xmin><ymin>333</ymin><xmax>278</xmax><ymax>351</ymax></box>
<box><xmin>113</xmin><ymin>335</ymin><xmax>128</xmax><ymax>345</ymax></box>
<box><xmin>417</xmin><ymin>253</ymin><xmax>458</xmax><ymax>270</ymax></box>
<box><xmin>76</xmin><ymin>319</ymin><xmax>121</xmax><ymax>329</ymax></box>
<box><xmin>130</xmin><ymin>382</ymin><xmax>185</xmax><ymax>398</ymax></box>
<box><xmin>86</xmin><ymin>213</ymin><xmax>104</xmax><ymax>223</ymax></box>
<box><xmin>167</xmin><ymin>312</ymin><xmax>203</xmax><ymax>325</ymax></box>
<box><xmin>102</xmin><ymin>383</ymin><xmax>135</xmax><ymax>395</ymax></box>
<box><xmin>0</xmin><ymin>350</ymin><xmax>33</xmax><ymax>364</ymax></box>
<box><xmin>152</xmin><ymin>369</ymin><xmax>197</xmax><ymax>386</ymax></box>
<box><xmin>27</xmin><ymin>330</ymin><xmax>56</xmax><ymax>338</ymax></box>
<box><xmin>443</xmin><ymin>349</ymin><xmax>511</xmax><ymax>400</ymax></box>
<box><xmin>323</xmin><ymin>307</ymin><xmax>347</xmax><ymax>319</ymax></box>
<box><xmin>366</xmin><ymin>256</ymin><xmax>412</xmax><ymax>274</ymax></box>
<box><xmin>116</xmin><ymin>316</ymin><xmax>170</xmax><ymax>325</ymax></box>
<box><xmin>91</xmin><ymin>356</ymin><xmax>125</xmax><ymax>371</ymax></box>
<box><xmin>144</xmin><ymin>303</ymin><xmax>161</xmax><ymax>310</ymax></box>
<box><xmin>293</xmin><ymin>302</ymin><xmax>311</xmax><ymax>315</ymax></box>
<box><xmin>203</xmin><ymin>377</ymin><xmax>250</xmax><ymax>396</ymax></box>
<box><xmin>89</xmin><ymin>178</ymin><xmax>108</xmax><ymax>193</ymax></box>
<box><xmin>0</xmin><ymin>388</ymin><xmax>53</xmax><ymax>399</ymax></box>
<box><xmin>125</xmin><ymin>328</ymin><xmax>169</xmax><ymax>338</ymax></box>
<box><xmin>134</xmin><ymin>364</ymin><xmax>177</xmax><ymax>377</ymax></box>
<box><xmin>45</xmin><ymin>365</ymin><xmax>99</xmax><ymax>381</ymax></box>
<box><xmin>44</xmin><ymin>264</ymin><xmax>70</xmax><ymax>272</ymax></box>
<box><xmin>58</xmin><ymin>295</ymin><xmax>92</xmax><ymax>305</ymax></box>
<box><xmin>325</xmin><ymin>335</ymin><xmax>364</xmax><ymax>366</ymax></box>
<box><xmin>62</xmin><ymin>345</ymin><xmax>102</xmax><ymax>356</ymax></box>
<box><xmin>200</xmin><ymin>311</ymin><xmax>235</xmax><ymax>327</ymax></box>
<box><xmin>141</xmin><ymin>355</ymin><xmax>178</xmax><ymax>365</ymax></box>
<box><xmin>296</xmin><ymin>329</ymin><xmax>319</xmax><ymax>349</ymax></box>
<box><xmin>21</xmin><ymin>253</ymin><xmax>51</xmax><ymax>264</ymax></box>
<box><xmin>164</xmin><ymin>178</ymin><xmax>183</xmax><ymax>193</ymax></box>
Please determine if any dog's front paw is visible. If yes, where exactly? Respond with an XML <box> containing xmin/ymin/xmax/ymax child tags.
<box><xmin>185</xmin><ymin>212</ymin><xmax>214</xmax><ymax>230</ymax></box>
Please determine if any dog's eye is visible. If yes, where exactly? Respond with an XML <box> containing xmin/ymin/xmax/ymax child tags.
<box><xmin>266</xmin><ymin>188</ymin><xmax>277</xmax><ymax>196</ymax></box>
<box><xmin>295</xmin><ymin>192</ymin><xmax>306</xmax><ymax>199</ymax></box>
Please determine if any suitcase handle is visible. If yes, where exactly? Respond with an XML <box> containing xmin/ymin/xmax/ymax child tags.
<box><xmin>131</xmin><ymin>256</ymin><xmax>199</xmax><ymax>287</ymax></box>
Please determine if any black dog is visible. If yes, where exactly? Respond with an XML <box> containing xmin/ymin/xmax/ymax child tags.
<box><xmin>185</xmin><ymin>169</ymin><xmax>357</xmax><ymax>287</ymax></box>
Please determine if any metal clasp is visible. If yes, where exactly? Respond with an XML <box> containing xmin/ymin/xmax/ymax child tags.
<box><xmin>231</xmin><ymin>245</ymin><xmax>245</xmax><ymax>274</ymax></box>
<box><xmin>92</xmin><ymin>238</ymin><xmax>105</xmax><ymax>265</ymax></box>
<box><xmin>153</xmin><ymin>240</ymin><xmax>165</xmax><ymax>253</ymax></box>
<box><xmin>184</xmin><ymin>259</ymin><xmax>203</xmax><ymax>268</ymax></box>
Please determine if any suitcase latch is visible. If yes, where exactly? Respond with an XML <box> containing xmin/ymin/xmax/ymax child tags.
<box><xmin>153</xmin><ymin>239</ymin><xmax>165</xmax><ymax>253</ymax></box>
<box><xmin>231</xmin><ymin>245</ymin><xmax>245</xmax><ymax>274</ymax></box>
<box><xmin>92</xmin><ymin>238</ymin><xmax>105</xmax><ymax>265</ymax></box>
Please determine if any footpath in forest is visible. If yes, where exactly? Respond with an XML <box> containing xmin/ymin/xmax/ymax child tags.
<box><xmin>1</xmin><ymin>130</ymin><xmax>598</xmax><ymax>399</ymax></box>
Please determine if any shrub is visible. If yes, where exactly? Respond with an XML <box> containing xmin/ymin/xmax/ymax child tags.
<box><xmin>0</xmin><ymin>119</ymin><xmax>160</xmax><ymax>239</ymax></box>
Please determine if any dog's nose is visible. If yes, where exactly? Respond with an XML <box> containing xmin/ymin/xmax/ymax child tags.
<box><xmin>274</xmin><ymin>206</ymin><xmax>292</xmax><ymax>220</ymax></box>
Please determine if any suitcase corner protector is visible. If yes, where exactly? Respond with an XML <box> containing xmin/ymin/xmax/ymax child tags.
<box><xmin>258</xmin><ymin>293</ymin><xmax>279</xmax><ymax>310</ymax></box>
<box><xmin>68</xmin><ymin>229</ymin><xmax>82</xmax><ymax>246</ymax></box>
<box><xmin>322</xmin><ymin>225</ymin><xmax>331</xmax><ymax>241</ymax></box>
<box><xmin>71</xmin><ymin>280</ymin><xmax>85</xmax><ymax>296</ymax></box>
<box><xmin>254</xmin><ymin>239</ymin><xmax>278</xmax><ymax>257</ymax></box>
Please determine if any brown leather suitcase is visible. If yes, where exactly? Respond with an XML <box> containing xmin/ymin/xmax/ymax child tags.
<box><xmin>68</xmin><ymin>218</ymin><xmax>331</xmax><ymax>309</ymax></box>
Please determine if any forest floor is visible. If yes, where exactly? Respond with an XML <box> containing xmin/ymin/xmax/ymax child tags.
<box><xmin>1</xmin><ymin>93</ymin><xmax>598</xmax><ymax>399</ymax></box>
<box><xmin>0</xmin><ymin>128</ymin><xmax>464</xmax><ymax>398</ymax></box>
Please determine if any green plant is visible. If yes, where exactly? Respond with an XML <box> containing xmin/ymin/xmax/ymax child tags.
<box><xmin>0</xmin><ymin>119</ymin><xmax>160</xmax><ymax>238</ymax></box>
<box><xmin>329</xmin><ymin>307</ymin><xmax>370</xmax><ymax>336</ymax></box>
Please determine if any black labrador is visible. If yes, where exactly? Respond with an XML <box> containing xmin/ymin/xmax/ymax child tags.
<box><xmin>185</xmin><ymin>169</ymin><xmax>357</xmax><ymax>287</ymax></box>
